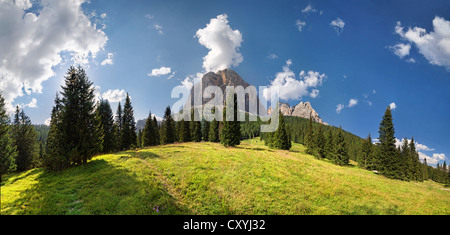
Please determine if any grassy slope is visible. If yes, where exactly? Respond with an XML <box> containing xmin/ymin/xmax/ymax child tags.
<box><xmin>1</xmin><ymin>139</ymin><xmax>449</xmax><ymax>215</ymax></box>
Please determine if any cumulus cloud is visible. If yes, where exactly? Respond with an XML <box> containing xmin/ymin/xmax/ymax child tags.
<box><xmin>394</xmin><ymin>17</ymin><xmax>450</xmax><ymax>70</ymax></box>
<box><xmin>310</xmin><ymin>89</ymin><xmax>319</xmax><ymax>98</ymax></box>
<box><xmin>101</xmin><ymin>53</ymin><xmax>114</xmax><ymax>66</ymax></box>
<box><xmin>330</xmin><ymin>18</ymin><xmax>345</xmax><ymax>35</ymax></box>
<box><xmin>389</xmin><ymin>102</ymin><xmax>397</xmax><ymax>110</ymax></box>
<box><xmin>0</xmin><ymin>0</ymin><xmax>108</xmax><ymax>113</ymax></box>
<box><xmin>263</xmin><ymin>60</ymin><xmax>326</xmax><ymax>101</ymax></box>
<box><xmin>153</xmin><ymin>24</ymin><xmax>164</xmax><ymax>35</ymax></box>
<box><xmin>148</xmin><ymin>67</ymin><xmax>172</xmax><ymax>77</ymax></box>
<box><xmin>101</xmin><ymin>89</ymin><xmax>127</xmax><ymax>103</ymax></box>
<box><xmin>419</xmin><ymin>152</ymin><xmax>447</xmax><ymax>165</ymax></box>
<box><xmin>348</xmin><ymin>98</ymin><xmax>358</xmax><ymax>107</ymax></box>
<box><xmin>195</xmin><ymin>14</ymin><xmax>243</xmax><ymax>72</ymax></box>
<box><xmin>390</xmin><ymin>43</ymin><xmax>411</xmax><ymax>59</ymax></box>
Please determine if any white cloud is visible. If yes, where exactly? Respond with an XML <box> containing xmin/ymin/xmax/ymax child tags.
<box><xmin>101</xmin><ymin>89</ymin><xmax>127</xmax><ymax>103</ymax></box>
<box><xmin>390</xmin><ymin>43</ymin><xmax>411</xmax><ymax>59</ymax></box>
<box><xmin>0</xmin><ymin>0</ymin><xmax>108</xmax><ymax>113</ymax></box>
<box><xmin>336</xmin><ymin>104</ymin><xmax>345</xmax><ymax>114</ymax></box>
<box><xmin>101</xmin><ymin>53</ymin><xmax>114</xmax><ymax>66</ymax></box>
<box><xmin>263</xmin><ymin>60</ymin><xmax>326</xmax><ymax>101</ymax></box>
<box><xmin>145</xmin><ymin>14</ymin><xmax>154</xmax><ymax>19</ymax></box>
<box><xmin>302</xmin><ymin>3</ymin><xmax>317</xmax><ymax>14</ymax></box>
<box><xmin>44</xmin><ymin>118</ymin><xmax>51</xmax><ymax>126</ymax></box>
<box><xmin>310</xmin><ymin>89</ymin><xmax>319</xmax><ymax>98</ymax></box>
<box><xmin>348</xmin><ymin>98</ymin><xmax>358</xmax><ymax>107</ymax></box>
<box><xmin>296</xmin><ymin>20</ymin><xmax>306</xmax><ymax>32</ymax></box>
<box><xmin>100</xmin><ymin>13</ymin><xmax>107</xmax><ymax>19</ymax></box>
<box><xmin>389</xmin><ymin>102</ymin><xmax>397</xmax><ymax>110</ymax></box>
<box><xmin>267</xmin><ymin>53</ymin><xmax>278</xmax><ymax>60</ymax></box>
<box><xmin>153</xmin><ymin>24</ymin><xmax>164</xmax><ymax>35</ymax></box>
<box><xmin>195</xmin><ymin>14</ymin><xmax>243</xmax><ymax>72</ymax></box>
<box><xmin>181</xmin><ymin>73</ymin><xmax>204</xmax><ymax>91</ymax></box>
<box><xmin>419</xmin><ymin>152</ymin><xmax>447</xmax><ymax>165</ymax></box>
<box><xmin>330</xmin><ymin>18</ymin><xmax>345</xmax><ymax>35</ymax></box>
<box><xmin>148</xmin><ymin>67</ymin><xmax>172</xmax><ymax>77</ymax></box>
<box><xmin>25</xmin><ymin>98</ymin><xmax>37</xmax><ymax>108</ymax></box>
<box><xmin>394</xmin><ymin>138</ymin><xmax>435</xmax><ymax>151</ymax></box>
<box><xmin>395</xmin><ymin>17</ymin><xmax>450</xmax><ymax>70</ymax></box>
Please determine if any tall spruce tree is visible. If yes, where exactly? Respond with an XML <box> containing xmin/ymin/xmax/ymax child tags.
<box><xmin>97</xmin><ymin>100</ymin><xmax>116</xmax><ymax>153</ymax></box>
<box><xmin>143</xmin><ymin>111</ymin><xmax>157</xmax><ymax>146</ymax></box>
<box><xmin>12</xmin><ymin>106</ymin><xmax>39</xmax><ymax>171</ymax></box>
<box><xmin>409</xmin><ymin>137</ymin><xmax>423</xmax><ymax>181</ymax></box>
<box><xmin>0</xmin><ymin>92</ymin><xmax>17</xmax><ymax>177</ymax></box>
<box><xmin>377</xmin><ymin>106</ymin><xmax>400</xmax><ymax>179</ymax></box>
<box><xmin>47</xmin><ymin>66</ymin><xmax>102</xmax><ymax>168</ymax></box>
<box><xmin>325</xmin><ymin>128</ymin><xmax>334</xmax><ymax>160</ymax></box>
<box><xmin>314</xmin><ymin>123</ymin><xmax>325</xmax><ymax>158</ymax></box>
<box><xmin>358</xmin><ymin>134</ymin><xmax>374</xmax><ymax>169</ymax></box>
<box><xmin>220</xmin><ymin>93</ymin><xmax>240</xmax><ymax>147</ymax></box>
<box><xmin>333</xmin><ymin>126</ymin><xmax>349</xmax><ymax>166</ymax></box>
<box><xmin>272</xmin><ymin>111</ymin><xmax>291</xmax><ymax>150</ymax></box>
<box><xmin>305</xmin><ymin>115</ymin><xmax>315</xmax><ymax>155</ymax></box>
<box><xmin>191</xmin><ymin>109</ymin><xmax>202</xmax><ymax>142</ymax></box>
<box><xmin>202</xmin><ymin>119</ymin><xmax>210</xmax><ymax>142</ymax></box>
<box><xmin>121</xmin><ymin>93</ymin><xmax>137</xmax><ymax>150</ymax></box>
<box><xmin>153</xmin><ymin>116</ymin><xmax>160</xmax><ymax>145</ymax></box>
<box><xmin>209</xmin><ymin>107</ymin><xmax>219</xmax><ymax>143</ymax></box>
<box><xmin>161</xmin><ymin>106</ymin><xmax>176</xmax><ymax>144</ymax></box>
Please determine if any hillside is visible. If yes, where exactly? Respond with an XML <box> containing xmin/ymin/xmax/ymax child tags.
<box><xmin>1</xmin><ymin>139</ymin><xmax>449</xmax><ymax>215</ymax></box>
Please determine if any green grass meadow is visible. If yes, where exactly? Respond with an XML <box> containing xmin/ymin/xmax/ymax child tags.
<box><xmin>1</xmin><ymin>139</ymin><xmax>449</xmax><ymax>215</ymax></box>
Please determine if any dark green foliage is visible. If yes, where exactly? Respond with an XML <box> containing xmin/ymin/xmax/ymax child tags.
<box><xmin>45</xmin><ymin>66</ymin><xmax>102</xmax><ymax>170</ymax></box>
<box><xmin>332</xmin><ymin>126</ymin><xmax>349</xmax><ymax>166</ymax></box>
<box><xmin>0</xmin><ymin>92</ymin><xmax>17</xmax><ymax>177</ymax></box>
<box><xmin>160</xmin><ymin>106</ymin><xmax>176</xmax><ymax>144</ymax></box>
<box><xmin>143</xmin><ymin>112</ymin><xmax>158</xmax><ymax>146</ymax></box>
<box><xmin>220</xmin><ymin>94</ymin><xmax>241</xmax><ymax>147</ymax></box>
<box><xmin>202</xmin><ymin>119</ymin><xmax>210</xmax><ymax>142</ymax></box>
<box><xmin>304</xmin><ymin>116</ymin><xmax>315</xmax><ymax>155</ymax></box>
<box><xmin>97</xmin><ymin>100</ymin><xmax>117</xmax><ymax>153</ymax></box>
<box><xmin>152</xmin><ymin>116</ymin><xmax>160</xmax><ymax>145</ymax></box>
<box><xmin>325</xmin><ymin>128</ymin><xmax>334</xmax><ymax>160</ymax></box>
<box><xmin>377</xmin><ymin>106</ymin><xmax>401</xmax><ymax>179</ymax></box>
<box><xmin>12</xmin><ymin>106</ymin><xmax>39</xmax><ymax>171</ymax></box>
<box><xmin>208</xmin><ymin>109</ymin><xmax>219</xmax><ymax>143</ymax></box>
<box><xmin>191</xmin><ymin>110</ymin><xmax>202</xmax><ymax>142</ymax></box>
<box><xmin>314</xmin><ymin>123</ymin><xmax>325</xmax><ymax>158</ymax></box>
<box><xmin>120</xmin><ymin>93</ymin><xmax>137</xmax><ymax>150</ymax></box>
<box><xmin>269</xmin><ymin>111</ymin><xmax>291</xmax><ymax>150</ymax></box>
<box><xmin>358</xmin><ymin>134</ymin><xmax>374</xmax><ymax>169</ymax></box>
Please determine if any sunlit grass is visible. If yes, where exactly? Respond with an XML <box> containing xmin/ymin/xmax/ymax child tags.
<box><xmin>2</xmin><ymin>138</ymin><xmax>449</xmax><ymax>215</ymax></box>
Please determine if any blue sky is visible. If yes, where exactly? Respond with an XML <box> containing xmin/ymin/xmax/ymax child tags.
<box><xmin>1</xmin><ymin>0</ymin><xmax>449</xmax><ymax>165</ymax></box>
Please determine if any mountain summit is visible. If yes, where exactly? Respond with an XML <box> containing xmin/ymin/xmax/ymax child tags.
<box><xmin>268</xmin><ymin>102</ymin><xmax>327</xmax><ymax>125</ymax></box>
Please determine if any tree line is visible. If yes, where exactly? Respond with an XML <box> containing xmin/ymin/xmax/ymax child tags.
<box><xmin>1</xmin><ymin>66</ymin><xmax>449</xmax><ymax>186</ymax></box>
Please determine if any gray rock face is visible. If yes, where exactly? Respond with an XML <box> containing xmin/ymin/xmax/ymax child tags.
<box><xmin>268</xmin><ymin>101</ymin><xmax>327</xmax><ymax>125</ymax></box>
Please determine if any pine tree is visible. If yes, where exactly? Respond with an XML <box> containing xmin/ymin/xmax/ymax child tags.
<box><xmin>272</xmin><ymin>111</ymin><xmax>291</xmax><ymax>150</ymax></box>
<box><xmin>422</xmin><ymin>158</ymin><xmax>429</xmax><ymax>180</ymax></box>
<box><xmin>333</xmin><ymin>126</ymin><xmax>349</xmax><ymax>166</ymax></box>
<box><xmin>220</xmin><ymin>93</ymin><xmax>241</xmax><ymax>147</ymax></box>
<box><xmin>143</xmin><ymin>111</ymin><xmax>157</xmax><ymax>146</ymax></box>
<box><xmin>305</xmin><ymin>115</ymin><xmax>315</xmax><ymax>155</ymax></box>
<box><xmin>314</xmin><ymin>123</ymin><xmax>325</xmax><ymax>158</ymax></box>
<box><xmin>121</xmin><ymin>93</ymin><xmax>137</xmax><ymax>150</ymax></box>
<box><xmin>409</xmin><ymin>137</ymin><xmax>423</xmax><ymax>181</ymax></box>
<box><xmin>153</xmin><ymin>116</ymin><xmax>160</xmax><ymax>145</ymax></box>
<box><xmin>377</xmin><ymin>106</ymin><xmax>400</xmax><ymax>179</ymax></box>
<box><xmin>400</xmin><ymin>137</ymin><xmax>411</xmax><ymax>180</ymax></box>
<box><xmin>12</xmin><ymin>106</ymin><xmax>39</xmax><ymax>171</ymax></box>
<box><xmin>97</xmin><ymin>100</ymin><xmax>116</xmax><ymax>153</ymax></box>
<box><xmin>358</xmin><ymin>134</ymin><xmax>374</xmax><ymax>169</ymax></box>
<box><xmin>202</xmin><ymin>119</ymin><xmax>210</xmax><ymax>142</ymax></box>
<box><xmin>0</xmin><ymin>92</ymin><xmax>17</xmax><ymax>178</ymax></box>
<box><xmin>209</xmin><ymin>108</ymin><xmax>219</xmax><ymax>143</ymax></box>
<box><xmin>161</xmin><ymin>106</ymin><xmax>175</xmax><ymax>144</ymax></box>
<box><xmin>325</xmin><ymin>128</ymin><xmax>334</xmax><ymax>160</ymax></box>
<box><xmin>191</xmin><ymin>109</ymin><xmax>202</xmax><ymax>142</ymax></box>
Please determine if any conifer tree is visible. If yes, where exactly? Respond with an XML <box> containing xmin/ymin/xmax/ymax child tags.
<box><xmin>333</xmin><ymin>126</ymin><xmax>349</xmax><ymax>166</ymax></box>
<box><xmin>152</xmin><ymin>116</ymin><xmax>160</xmax><ymax>145</ymax></box>
<box><xmin>161</xmin><ymin>106</ymin><xmax>176</xmax><ymax>144</ymax></box>
<box><xmin>209</xmin><ymin>108</ymin><xmax>219</xmax><ymax>143</ymax></box>
<box><xmin>305</xmin><ymin>115</ymin><xmax>315</xmax><ymax>155</ymax></box>
<box><xmin>314</xmin><ymin>123</ymin><xmax>325</xmax><ymax>158</ymax></box>
<box><xmin>272</xmin><ymin>111</ymin><xmax>291</xmax><ymax>150</ymax></box>
<box><xmin>12</xmin><ymin>106</ymin><xmax>39</xmax><ymax>171</ymax></box>
<box><xmin>202</xmin><ymin>119</ymin><xmax>210</xmax><ymax>142</ymax></box>
<box><xmin>409</xmin><ymin>137</ymin><xmax>423</xmax><ymax>181</ymax></box>
<box><xmin>143</xmin><ymin>111</ymin><xmax>157</xmax><ymax>146</ymax></box>
<box><xmin>47</xmin><ymin>66</ymin><xmax>102</xmax><ymax>168</ymax></box>
<box><xmin>0</xmin><ymin>92</ymin><xmax>17</xmax><ymax>177</ymax></box>
<box><xmin>325</xmin><ymin>128</ymin><xmax>333</xmax><ymax>160</ymax></box>
<box><xmin>358</xmin><ymin>134</ymin><xmax>374</xmax><ymax>169</ymax></box>
<box><xmin>377</xmin><ymin>106</ymin><xmax>400</xmax><ymax>179</ymax></box>
<box><xmin>220</xmin><ymin>93</ymin><xmax>240</xmax><ymax>147</ymax></box>
<box><xmin>121</xmin><ymin>93</ymin><xmax>137</xmax><ymax>150</ymax></box>
<box><xmin>191</xmin><ymin>110</ymin><xmax>202</xmax><ymax>142</ymax></box>
<box><xmin>97</xmin><ymin>100</ymin><xmax>116</xmax><ymax>153</ymax></box>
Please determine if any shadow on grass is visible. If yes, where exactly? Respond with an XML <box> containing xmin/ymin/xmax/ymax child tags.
<box><xmin>5</xmin><ymin>158</ymin><xmax>191</xmax><ymax>215</ymax></box>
